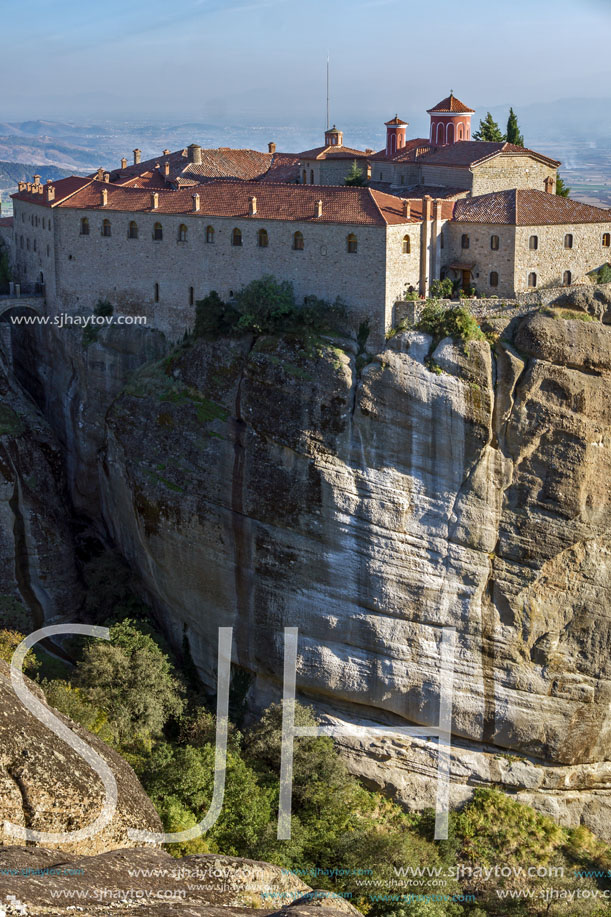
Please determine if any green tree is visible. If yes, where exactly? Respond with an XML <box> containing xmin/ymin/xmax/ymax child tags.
<box><xmin>505</xmin><ymin>107</ymin><xmax>524</xmax><ymax>146</ymax></box>
<box><xmin>344</xmin><ymin>160</ymin><xmax>367</xmax><ymax>186</ymax></box>
<box><xmin>194</xmin><ymin>290</ymin><xmax>239</xmax><ymax>337</ymax></box>
<box><xmin>75</xmin><ymin>619</ymin><xmax>184</xmax><ymax>743</ymax></box>
<box><xmin>0</xmin><ymin>630</ymin><xmax>38</xmax><ymax>671</ymax></box>
<box><xmin>556</xmin><ymin>176</ymin><xmax>570</xmax><ymax>197</ymax></box>
<box><xmin>473</xmin><ymin>112</ymin><xmax>505</xmax><ymax>142</ymax></box>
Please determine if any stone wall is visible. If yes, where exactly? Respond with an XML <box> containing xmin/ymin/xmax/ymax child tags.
<box><xmin>444</xmin><ymin>221</ymin><xmax>517</xmax><ymax>297</ymax></box>
<box><xmin>471</xmin><ymin>155</ymin><xmax>555</xmax><ymax>196</ymax></box>
<box><xmin>12</xmin><ymin>199</ymin><xmax>57</xmax><ymax>302</ymax></box>
<box><xmin>514</xmin><ymin>221</ymin><xmax>611</xmax><ymax>291</ymax></box>
<box><xmin>305</xmin><ymin>158</ymin><xmax>364</xmax><ymax>186</ymax></box>
<box><xmin>384</xmin><ymin>223</ymin><xmax>422</xmax><ymax>325</ymax></box>
<box><xmin>420</xmin><ymin>165</ymin><xmax>473</xmax><ymax>190</ymax></box>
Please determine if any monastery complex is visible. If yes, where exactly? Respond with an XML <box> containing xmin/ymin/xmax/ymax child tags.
<box><xmin>5</xmin><ymin>93</ymin><xmax>611</xmax><ymax>342</ymax></box>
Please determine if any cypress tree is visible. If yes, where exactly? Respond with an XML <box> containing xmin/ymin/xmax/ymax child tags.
<box><xmin>473</xmin><ymin>112</ymin><xmax>505</xmax><ymax>142</ymax></box>
<box><xmin>506</xmin><ymin>108</ymin><xmax>524</xmax><ymax>147</ymax></box>
<box><xmin>344</xmin><ymin>160</ymin><xmax>367</xmax><ymax>186</ymax></box>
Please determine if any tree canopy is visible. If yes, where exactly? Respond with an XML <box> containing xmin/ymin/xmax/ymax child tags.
<box><xmin>473</xmin><ymin>112</ymin><xmax>504</xmax><ymax>142</ymax></box>
<box><xmin>505</xmin><ymin>107</ymin><xmax>524</xmax><ymax>146</ymax></box>
<box><xmin>344</xmin><ymin>159</ymin><xmax>367</xmax><ymax>186</ymax></box>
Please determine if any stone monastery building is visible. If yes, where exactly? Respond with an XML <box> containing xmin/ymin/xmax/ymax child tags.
<box><xmin>8</xmin><ymin>92</ymin><xmax>611</xmax><ymax>342</ymax></box>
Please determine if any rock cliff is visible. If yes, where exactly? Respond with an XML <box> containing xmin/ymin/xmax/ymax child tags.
<box><xmin>95</xmin><ymin>312</ymin><xmax>611</xmax><ymax>838</ymax></box>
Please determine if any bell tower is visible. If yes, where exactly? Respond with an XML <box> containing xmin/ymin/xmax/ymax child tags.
<box><xmin>385</xmin><ymin>115</ymin><xmax>408</xmax><ymax>156</ymax></box>
<box><xmin>427</xmin><ymin>92</ymin><xmax>475</xmax><ymax>146</ymax></box>
<box><xmin>324</xmin><ymin>125</ymin><xmax>343</xmax><ymax>147</ymax></box>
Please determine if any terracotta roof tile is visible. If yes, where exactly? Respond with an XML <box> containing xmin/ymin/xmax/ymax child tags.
<box><xmin>298</xmin><ymin>145</ymin><xmax>368</xmax><ymax>160</ymax></box>
<box><xmin>385</xmin><ymin>115</ymin><xmax>408</xmax><ymax>125</ymax></box>
<box><xmin>12</xmin><ymin>176</ymin><xmax>94</xmax><ymax>208</ymax></box>
<box><xmin>453</xmin><ymin>189</ymin><xmax>611</xmax><ymax>225</ymax></box>
<box><xmin>369</xmin><ymin>139</ymin><xmax>432</xmax><ymax>162</ymax></box>
<box><xmin>427</xmin><ymin>94</ymin><xmax>474</xmax><ymax>114</ymax></box>
<box><xmin>418</xmin><ymin>140</ymin><xmax>560</xmax><ymax>169</ymax></box>
<box><xmin>111</xmin><ymin>147</ymin><xmax>299</xmax><ymax>187</ymax></box>
<box><xmin>52</xmin><ymin>180</ymin><xmax>418</xmax><ymax>226</ymax></box>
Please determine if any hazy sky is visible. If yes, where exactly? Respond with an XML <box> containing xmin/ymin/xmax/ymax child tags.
<box><xmin>3</xmin><ymin>0</ymin><xmax>611</xmax><ymax>128</ymax></box>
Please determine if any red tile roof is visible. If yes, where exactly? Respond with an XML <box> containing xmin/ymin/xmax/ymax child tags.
<box><xmin>385</xmin><ymin>115</ymin><xmax>408</xmax><ymax>125</ymax></box>
<box><xmin>427</xmin><ymin>94</ymin><xmax>474</xmax><ymax>114</ymax></box>
<box><xmin>453</xmin><ymin>189</ymin><xmax>611</xmax><ymax>225</ymax></box>
<box><xmin>111</xmin><ymin>147</ymin><xmax>299</xmax><ymax>187</ymax></box>
<box><xmin>11</xmin><ymin>176</ymin><xmax>94</xmax><ymax>208</ymax></box>
<box><xmin>50</xmin><ymin>179</ymin><xmax>419</xmax><ymax>226</ymax></box>
<box><xmin>369</xmin><ymin>139</ymin><xmax>432</xmax><ymax>163</ymax></box>
<box><xmin>298</xmin><ymin>144</ymin><xmax>368</xmax><ymax>160</ymax></box>
<box><xmin>418</xmin><ymin>140</ymin><xmax>560</xmax><ymax>168</ymax></box>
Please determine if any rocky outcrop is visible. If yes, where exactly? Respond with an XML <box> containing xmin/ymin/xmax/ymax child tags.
<box><xmin>0</xmin><ymin>846</ymin><xmax>356</xmax><ymax>916</ymax></box>
<box><xmin>94</xmin><ymin>313</ymin><xmax>611</xmax><ymax>837</ymax></box>
<box><xmin>0</xmin><ymin>660</ymin><xmax>162</xmax><ymax>854</ymax></box>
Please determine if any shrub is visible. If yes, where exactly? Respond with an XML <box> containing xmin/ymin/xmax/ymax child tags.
<box><xmin>597</xmin><ymin>263</ymin><xmax>611</xmax><ymax>284</ymax></box>
<box><xmin>416</xmin><ymin>301</ymin><xmax>484</xmax><ymax>345</ymax></box>
<box><xmin>94</xmin><ymin>299</ymin><xmax>113</xmax><ymax>317</ymax></box>
<box><xmin>429</xmin><ymin>278</ymin><xmax>454</xmax><ymax>300</ymax></box>
<box><xmin>0</xmin><ymin>629</ymin><xmax>38</xmax><ymax>671</ymax></box>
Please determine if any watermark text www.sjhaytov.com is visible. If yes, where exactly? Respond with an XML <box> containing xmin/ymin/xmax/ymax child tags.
<box><xmin>9</xmin><ymin>313</ymin><xmax>147</xmax><ymax>328</ymax></box>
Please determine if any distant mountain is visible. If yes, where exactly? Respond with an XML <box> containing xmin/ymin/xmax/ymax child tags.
<box><xmin>0</xmin><ymin>161</ymin><xmax>73</xmax><ymax>206</ymax></box>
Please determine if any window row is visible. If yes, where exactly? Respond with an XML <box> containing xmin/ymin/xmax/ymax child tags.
<box><xmin>78</xmin><ymin>219</ymin><xmax>413</xmax><ymax>255</ymax></box>
<box><xmin>461</xmin><ymin>232</ymin><xmax>611</xmax><ymax>251</ymax></box>
<box><xmin>527</xmin><ymin>271</ymin><xmax>573</xmax><ymax>289</ymax></box>
<box><xmin>21</xmin><ymin>212</ymin><xmax>52</xmax><ymax>230</ymax></box>
<box><xmin>18</xmin><ymin>235</ymin><xmax>51</xmax><ymax>257</ymax></box>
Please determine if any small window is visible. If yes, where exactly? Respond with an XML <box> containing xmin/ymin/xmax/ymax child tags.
<box><xmin>232</xmin><ymin>227</ymin><xmax>242</xmax><ymax>246</ymax></box>
<box><xmin>490</xmin><ymin>234</ymin><xmax>499</xmax><ymax>250</ymax></box>
<box><xmin>461</xmin><ymin>233</ymin><xmax>470</xmax><ymax>250</ymax></box>
<box><xmin>153</xmin><ymin>222</ymin><xmax>163</xmax><ymax>241</ymax></box>
<box><xmin>603</xmin><ymin>233</ymin><xmax>611</xmax><ymax>248</ymax></box>
<box><xmin>402</xmin><ymin>235</ymin><xmax>411</xmax><ymax>254</ymax></box>
<box><xmin>128</xmin><ymin>221</ymin><xmax>138</xmax><ymax>239</ymax></box>
<box><xmin>178</xmin><ymin>224</ymin><xmax>188</xmax><ymax>242</ymax></box>
<box><xmin>347</xmin><ymin>233</ymin><xmax>357</xmax><ymax>254</ymax></box>
<box><xmin>46</xmin><ymin>244</ymin><xmax>50</xmax><ymax>256</ymax></box>
<box><xmin>564</xmin><ymin>233</ymin><xmax>573</xmax><ymax>249</ymax></box>
<box><xmin>154</xmin><ymin>282</ymin><xmax>159</xmax><ymax>302</ymax></box>
<box><xmin>102</xmin><ymin>219</ymin><xmax>111</xmax><ymax>237</ymax></box>
<box><xmin>33</xmin><ymin>239</ymin><xmax>36</xmax><ymax>251</ymax></box>
<box><xmin>528</xmin><ymin>272</ymin><xmax>537</xmax><ymax>288</ymax></box>
<box><xmin>489</xmin><ymin>271</ymin><xmax>499</xmax><ymax>287</ymax></box>
<box><xmin>257</xmin><ymin>228</ymin><xmax>268</xmax><ymax>248</ymax></box>
<box><xmin>27</xmin><ymin>238</ymin><xmax>30</xmax><ymax>250</ymax></box>
<box><xmin>563</xmin><ymin>270</ymin><xmax>572</xmax><ymax>286</ymax></box>
<box><xmin>310</xmin><ymin>170</ymin><xmax>314</xmax><ymax>184</ymax></box>
<box><xmin>20</xmin><ymin>236</ymin><xmax>23</xmax><ymax>248</ymax></box>
<box><xmin>206</xmin><ymin>225</ymin><xmax>214</xmax><ymax>243</ymax></box>
<box><xmin>189</xmin><ymin>286</ymin><xmax>194</xmax><ymax>305</ymax></box>
<box><xmin>440</xmin><ymin>231</ymin><xmax>444</xmax><ymax>250</ymax></box>
<box><xmin>293</xmin><ymin>231</ymin><xmax>304</xmax><ymax>251</ymax></box>
<box><xmin>529</xmin><ymin>235</ymin><xmax>538</xmax><ymax>250</ymax></box>
<box><xmin>302</xmin><ymin>170</ymin><xmax>307</xmax><ymax>184</ymax></box>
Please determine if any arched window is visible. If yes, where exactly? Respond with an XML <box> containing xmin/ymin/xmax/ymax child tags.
<box><xmin>33</xmin><ymin>239</ymin><xmax>37</xmax><ymax>251</ymax></box>
<box><xmin>189</xmin><ymin>286</ymin><xmax>194</xmax><ymax>305</ymax></box>
<box><xmin>257</xmin><ymin>228</ymin><xmax>268</xmax><ymax>248</ymax></box>
<box><xmin>402</xmin><ymin>235</ymin><xmax>411</xmax><ymax>254</ymax></box>
<box><xmin>446</xmin><ymin>123</ymin><xmax>454</xmax><ymax>145</ymax></box>
<box><xmin>489</xmin><ymin>271</ymin><xmax>499</xmax><ymax>287</ymax></box>
<box><xmin>232</xmin><ymin>227</ymin><xmax>242</xmax><ymax>246</ymax></box>
<box><xmin>206</xmin><ymin>225</ymin><xmax>214</xmax><ymax>243</ymax></box>
<box><xmin>440</xmin><ymin>231</ymin><xmax>444</xmax><ymax>249</ymax></box>
<box><xmin>436</xmin><ymin>123</ymin><xmax>444</xmax><ymax>145</ymax></box>
<box><xmin>302</xmin><ymin>170</ymin><xmax>307</xmax><ymax>184</ymax></box>
<box><xmin>490</xmin><ymin>234</ymin><xmax>500</xmax><ymax>250</ymax></box>
<box><xmin>347</xmin><ymin>233</ymin><xmax>357</xmax><ymax>254</ymax></box>
<box><xmin>563</xmin><ymin>270</ymin><xmax>572</xmax><ymax>286</ymax></box>
<box><xmin>310</xmin><ymin>170</ymin><xmax>314</xmax><ymax>184</ymax></box>
<box><xmin>26</xmin><ymin>238</ymin><xmax>30</xmax><ymax>250</ymax></box>
<box><xmin>461</xmin><ymin>234</ymin><xmax>470</xmax><ymax>250</ymax></box>
<box><xmin>153</xmin><ymin>222</ymin><xmax>163</xmax><ymax>241</ymax></box>
<box><xmin>128</xmin><ymin>221</ymin><xmax>138</xmax><ymax>239</ymax></box>
<box><xmin>80</xmin><ymin>217</ymin><xmax>89</xmax><ymax>235</ymax></box>
<box><xmin>457</xmin><ymin>124</ymin><xmax>464</xmax><ymax>140</ymax></box>
<box><xmin>178</xmin><ymin>224</ymin><xmax>188</xmax><ymax>242</ymax></box>
<box><xmin>102</xmin><ymin>219</ymin><xmax>111</xmax><ymax>237</ymax></box>
<box><xmin>46</xmin><ymin>244</ymin><xmax>50</xmax><ymax>257</ymax></box>
<box><xmin>154</xmin><ymin>282</ymin><xmax>159</xmax><ymax>302</ymax></box>
<box><xmin>528</xmin><ymin>272</ymin><xmax>537</xmax><ymax>288</ymax></box>
<box><xmin>564</xmin><ymin>233</ymin><xmax>573</xmax><ymax>249</ymax></box>
<box><xmin>293</xmin><ymin>231</ymin><xmax>304</xmax><ymax>251</ymax></box>
<box><xmin>603</xmin><ymin>233</ymin><xmax>611</xmax><ymax>248</ymax></box>
<box><xmin>529</xmin><ymin>235</ymin><xmax>538</xmax><ymax>250</ymax></box>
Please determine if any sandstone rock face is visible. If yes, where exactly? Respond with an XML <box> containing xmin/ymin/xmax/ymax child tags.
<box><xmin>0</xmin><ymin>352</ymin><xmax>81</xmax><ymax>629</ymax></box>
<box><xmin>0</xmin><ymin>846</ymin><xmax>353</xmax><ymax>917</ymax></box>
<box><xmin>0</xmin><ymin>660</ymin><xmax>162</xmax><ymax>855</ymax></box>
<box><xmin>95</xmin><ymin>314</ymin><xmax>611</xmax><ymax>837</ymax></box>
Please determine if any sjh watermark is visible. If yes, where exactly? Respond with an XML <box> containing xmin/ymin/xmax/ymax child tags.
<box><xmin>8</xmin><ymin>623</ymin><xmax>456</xmax><ymax>846</ymax></box>
<box><xmin>8</xmin><ymin>313</ymin><xmax>147</xmax><ymax>328</ymax></box>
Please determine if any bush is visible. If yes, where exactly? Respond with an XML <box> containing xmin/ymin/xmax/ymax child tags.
<box><xmin>94</xmin><ymin>299</ymin><xmax>113</xmax><ymax>317</ymax></box>
<box><xmin>597</xmin><ymin>263</ymin><xmax>611</xmax><ymax>284</ymax></box>
<box><xmin>194</xmin><ymin>277</ymin><xmax>346</xmax><ymax>339</ymax></box>
<box><xmin>429</xmin><ymin>278</ymin><xmax>454</xmax><ymax>300</ymax></box>
<box><xmin>416</xmin><ymin>301</ymin><xmax>484</xmax><ymax>345</ymax></box>
<box><xmin>0</xmin><ymin>629</ymin><xmax>38</xmax><ymax>671</ymax></box>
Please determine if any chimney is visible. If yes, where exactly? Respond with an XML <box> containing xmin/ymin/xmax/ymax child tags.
<box><xmin>33</xmin><ymin>174</ymin><xmax>41</xmax><ymax>186</ymax></box>
<box><xmin>315</xmin><ymin>199</ymin><xmax>323</xmax><ymax>218</ymax></box>
<box><xmin>121</xmin><ymin>157</ymin><xmax>127</xmax><ymax>169</ymax></box>
<box><xmin>423</xmin><ymin>194</ymin><xmax>433</xmax><ymax>221</ymax></box>
<box><xmin>249</xmin><ymin>196</ymin><xmax>257</xmax><ymax>215</ymax></box>
<box><xmin>434</xmin><ymin>199</ymin><xmax>443</xmax><ymax>221</ymax></box>
<box><xmin>192</xmin><ymin>193</ymin><xmax>200</xmax><ymax>212</ymax></box>
<box><xmin>545</xmin><ymin>175</ymin><xmax>555</xmax><ymax>194</ymax></box>
<box><xmin>268</xmin><ymin>142</ymin><xmax>276</xmax><ymax>154</ymax></box>
<box><xmin>151</xmin><ymin>192</ymin><xmax>159</xmax><ymax>210</ymax></box>
<box><xmin>164</xmin><ymin>161</ymin><xmax>170</xmax><ymax>177</ymax></box>
<box><xmin>46</xmin><ymin>184</ymin><xmax>55</xmax><ymax>202</ymax></box>
<box><xmin>96</xmin><ymin>167</ymin><xmax>104</xmax><ymax>180</ymax></box>
<box><xmin>103</xmin><ymin>172</ymin><xmax>110</xmax><ymax>183</ymax></box>
<box><xmin>18</xmin><ymin>181</ymin><xmax>26</xmax><ymax>191</ymax></box>
<box><xmin>188</xmin><ymin>144</ymin><xmax>202</xmax><ymax>165</ymax></box>
<box><xmin>133</xmin><ymin>148</ymin><xmax>141</xmax><ymax>165</ymax></box>
<box><xmin>101</xmin><ymin>188</ymin><xmax>108</xmax><ymax>206</ymax></box>
<box><xmin>403</xmin><ymin>200</ymin><xmax>411</xmax><ymax>219</ymax></box>
<box><xmin>162</xmin><ymin>148</ymin><xmax>170</xmax><ymax>155</ymax></box>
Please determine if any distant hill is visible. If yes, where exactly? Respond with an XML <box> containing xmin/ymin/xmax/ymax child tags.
<box><xmin>0</xmin><ymin>161</ymin><xmax>73</xmax><ymax>206</ymax></box>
